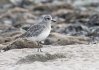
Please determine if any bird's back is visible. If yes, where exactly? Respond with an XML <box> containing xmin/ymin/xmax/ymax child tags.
<box><xmin>20</xmin><ymin>24</ymin><xmax>46</xmax><ymax>38</ymax></box>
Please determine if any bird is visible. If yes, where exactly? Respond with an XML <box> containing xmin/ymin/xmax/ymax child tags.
<box><xmin>3</xmin><ymin>15</ymin><xmax>55</xmax><ymax>52</ymax></box>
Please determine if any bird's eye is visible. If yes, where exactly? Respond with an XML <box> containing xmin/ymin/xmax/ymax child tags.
<box><xmin>45</xmin><ymin>17</ymin><xmax>50</xmax><ymax>20</ymax></box>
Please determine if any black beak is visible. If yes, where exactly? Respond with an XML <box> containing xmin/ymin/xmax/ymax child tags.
<box><xmin>51</xmin><ymin>19</ymin><xmax>56</xmax><ymax>22</ymax></box>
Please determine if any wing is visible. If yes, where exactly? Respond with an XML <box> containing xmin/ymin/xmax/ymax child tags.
<box><xmin>21</xmin><ymin>24</ymin><xmax>45</xmax><ymax>38</ymax></box>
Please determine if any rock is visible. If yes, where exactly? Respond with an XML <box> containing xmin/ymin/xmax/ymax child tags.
<box><xmin>0</xmin><ymin>28</ymin><xmax>23</xmax><ymax>37</ymax></box>
<box><xmin>33</xmin><ymin>3</ymin><xmax>73</xmax><ymax>12</ymax></box>
<box><xmin>10</xmin><ymin>0</ymin><xmax>25</xmax><ymax>7</ymax></box>
<box><xmin>1</xmin><ymin>39</ymin><xmax>41</xmax><ymax>51</ymax></box>
<box><xmin>44</xmin><ymin>32</ymin><xmax>90</xmax><ymax>45</ymax></box>
<box><xmin>53</xmin><ymin>9</ymin><xmax>74</xmax><ymax>22</ymax></box>
<box><xmin>87</xmin><ymin>14</ymin><xmax>99</xmax><ymax>26</ymax></box>
<box><xmin>41</xmin><ymin>0</ymin><xmax>53</xmax><ymax>3</ymax></box>
<box><xmin>0</xmin><ymin>37</ymin><xmax>12</xmax><ymax>44</ymax></box>
<box><xmin>60</xmin><ymin>22</ymin><xmax>89</xmax><ymax>36</ymax></box>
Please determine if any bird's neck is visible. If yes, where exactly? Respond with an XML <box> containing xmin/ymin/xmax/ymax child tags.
<box><xmin>42</xmin><ymin>21</ymin><xmax>51</xmax><ymax>27</ymax></box>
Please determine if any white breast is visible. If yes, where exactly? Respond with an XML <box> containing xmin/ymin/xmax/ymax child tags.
<box><xmin>37</xmin><ymin>27</ymin><xmax>51</xmax><ymax>41</ymax></box>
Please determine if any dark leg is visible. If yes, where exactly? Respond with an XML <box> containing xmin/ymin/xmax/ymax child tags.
<box><xmin>37</xmin><ymin>48</ymin><xmax>42</xmax><ymax>52</ymax></box>
<box><xmin>37</xmin><ymin>41</ymin><xmax>43</xmax><ymax>52</ymax></box>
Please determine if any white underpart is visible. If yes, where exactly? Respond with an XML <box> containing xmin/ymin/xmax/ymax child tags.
<box><xmin>26</xmin><ymin>24</ymin><xmax>51</xmax><ymax>41</ymax></box>
<box><xmin>36</xmin><ymin>26</ymin><xmax>51</xmax><ymax>41</ymax></box>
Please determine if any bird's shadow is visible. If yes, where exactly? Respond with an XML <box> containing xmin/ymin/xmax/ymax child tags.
<box><xmin>16</xmin><ymin>52</ymin><xmax>66</xmax><ymax>64</ymax></box>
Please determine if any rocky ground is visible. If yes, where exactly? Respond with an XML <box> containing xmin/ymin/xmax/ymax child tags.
<box><xmin>0</xmin><ymin>0</ymin><xmax>99</xmax><ymax>70</ymax></box>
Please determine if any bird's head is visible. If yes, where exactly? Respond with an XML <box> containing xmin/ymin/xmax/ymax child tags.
<box><xmin>41</xmin><ymin>15</ymin><xmax>56</xmax><ymax>23</ymax></box>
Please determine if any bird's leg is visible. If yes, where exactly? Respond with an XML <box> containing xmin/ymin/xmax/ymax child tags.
<box><xmin>37</xmin><ymin>41</ymin><xmax>43</xmax><ymax>52</ymax></box>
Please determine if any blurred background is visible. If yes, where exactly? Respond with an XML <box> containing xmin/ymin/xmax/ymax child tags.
<box><xmin>0</xmin><ymin>0</ymin><xmax>99</xmax><ymax>47</ymax></box>
<box><xmin>1</xmin><ymin>1</ymin><xmax>99</xmax><ymax>70</ymax></box>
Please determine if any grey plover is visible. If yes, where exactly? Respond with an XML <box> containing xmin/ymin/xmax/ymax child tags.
<box><xmin>21</xmin><ymin>15</ymin><xmax>53</xmax><ymax>40</ymax></box>
<box><xmin>2</xmin><ymin>15</ymin><xmax>55</xmax><ymax>52</ymax></box>
<box><xmin>5</xmin><ymin>15</ymin><xmax>54</xmax><ymax>52</ymax></box>
<box><xmin>20</xmin><ymin>15</ymin><xmax>55</xmax><ymax>51</ymax></box>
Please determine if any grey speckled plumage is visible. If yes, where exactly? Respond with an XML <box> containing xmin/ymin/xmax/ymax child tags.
<box><xmin>21</xmin><ymin>25</ymin><xmax>45</xmax><ymax>37</ymax></box>
<box><xmin>19</xmin><ymin>15</ymin><xmax>54</xmax><ymax>42</ymax></box>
